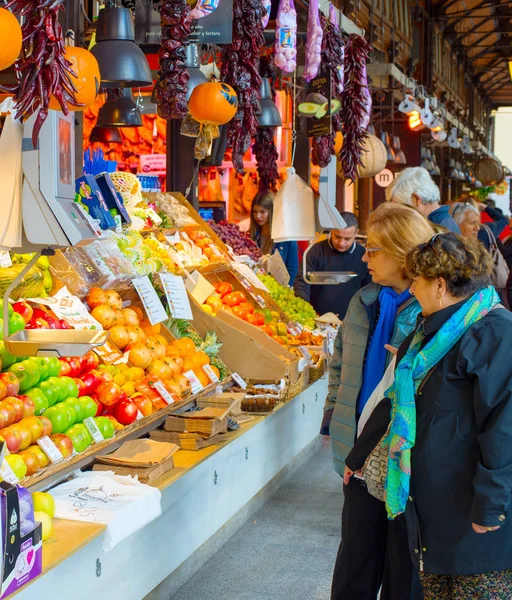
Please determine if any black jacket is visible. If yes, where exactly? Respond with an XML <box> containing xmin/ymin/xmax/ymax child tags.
<box><xmin>294</xmin><ymin>240</ymin><xmax>371</xmax><ymax>319</ymax></box>
<box><xmin>347</xmin><ymin>300</ymin><xmax>512</xmax><ymax>575</ymax></box>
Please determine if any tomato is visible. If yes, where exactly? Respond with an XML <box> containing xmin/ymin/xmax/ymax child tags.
<box><xmin>223</xmin><ymin>291</ymin><xmax>246</xmax><ymax>307</ymax></box>
<box><xmin>217</xmin><ymin>282</ymin><xmax>234</xmax><ymax>297</ymax></box>
<box><xmin>114</xmin><ymin>399</ymin><xmax>138</xmax><ymax>425</ymax></box>
<box><xmin>232</xmin><ymin>306</ymin><xmax>249</xmax><ymax>321</ymax></box>
<box><xmin>238</xmin><ymin>302</ymin><xmax>254</xmax><ymax>315</ymax></box>
<box><xmin>247</xmin><ymin>313</ymin><xmax>265</xmax><ymax>326</ymax></box>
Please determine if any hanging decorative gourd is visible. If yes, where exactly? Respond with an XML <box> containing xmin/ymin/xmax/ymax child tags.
<box><xmin>334</xmin><ymin>131</ymin><xmax>344</xmax><ymax>156</ymax></box>
<box><xmin>188</xmin><ymin>78</ymin><xmax>239</xmax><ymax>126</ymax></box>
<box><xmin>49</xmin><ymin>44</ymin><xmax>100</xmax><ymax>112</ymax></box>
<box><xmin>0</xmin><ymin>8</ymin><xmax>22</xmax><ymax>72</ymax></box>
<box><xmin>336</xmin><ymin>133</ymin><xmax>386</xmax><ymax>179</ymax></box>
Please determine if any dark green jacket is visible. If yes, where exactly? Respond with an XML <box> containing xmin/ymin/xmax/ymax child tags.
<box><xmin>327</xmin><ymin>282</ymin><xmax>422</xmax><ymax>476</ymax></box>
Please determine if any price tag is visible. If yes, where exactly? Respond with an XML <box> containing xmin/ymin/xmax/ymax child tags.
<box><xmin>0</xmin><ymin>459</ymin><xmax>19</xmax><ymax>485</ymax></box>
<box><xmin>37</xmin><ymin>436</ymin><xmax>64</xmax><ymax>463</ymax></box>
<box><xmin>287</xmin><ymin>322</ymin><xmax>303</xmax><ymax>336</ymax></box>
<box><xmin>165</xmin><ymin>232</ymin><xmax>181</xmax><ymax>245</ymax></box>
<box><xmin>183</xmin><ymin>370</ymin><xmax>204</xmax><ymax>395</ymax></box>
<box><xmin>160</xmin><ymin>273</ymin><xmax>193</xmax><ymax>320</ymax></box>
<box><xmin>202</xmin><ymin>364</ymin><xmax>219</xmax><ymax>383</ymax></box>
<box><xmin>210</xmin><ymin>245</ymin><xmax>223</xmax><ymax>257</ymax></box>
<box><xmin>231</xmin><ymin>372</ymin><xmax>247</xmax><ymax>390</ymax></box>
<box><xmin>136</xmin><ymin>409</ymin><xmax>144</xmax><ymax>420</ymax></box>
<box><xmin>184</xmin><ymin>270</ymin><xmax>216</xmax><ymax>306</ymax></box>
<box><xmin>268</xmin><ymin>250</ymin><xmax>290</xmax><ymax>286</ymax></box>
<box><xmin>0</xmin><ymin>252</ymin><xmax>12</xmax><ymax>268</ymax></box>
<box><xmin>113</xmin><ymin>352</ymin><xmax>130</xmax><ymax>365</ymax></box>
<box><xmin>83</xmin><ymin>417</ymin><xmax>104</xmax><ymax>443</ymax></box>
<box><xmin>299</xmin><ymin>346</ymin><xmax>314</xmax><ymax>366</ymax></box>
<box><xmin>94</xmin><ymin>341</ymin><xmax>124</xmax><ymax>364</ymax></box>
<box><xmin>232</xmin><ymin>263</ymin><xmax>269</xmax><ymax>292</ymax></box>
<box><xmin>133</xmin><ymin>276</ymin><xmax>168</xmax><ymax>326</ymax></box>
<box><xmin>255</xmin><ymin>294</ymin><xmax>266</xmax><ymax>308</ymax></box>
<box><xmin>152</xmin><ymin>380</ymin><xmax>176</xmax><ymax>405</ymax></box>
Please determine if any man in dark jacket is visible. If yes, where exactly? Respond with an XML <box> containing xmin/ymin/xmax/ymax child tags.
<box><xmin>294</xmin><ymin>212</ymin><xmax>371</xmax><ymax>319</ymax></box>
<box><xmin>386</xmin><ymin>167</ymin><xmax>460</xmax><ymax>233</ymax></box>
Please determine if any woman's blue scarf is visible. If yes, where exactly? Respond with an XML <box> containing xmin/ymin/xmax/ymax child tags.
<box><xmin>357</xmin><ymin>287</ymin><xmax>412</xmax><ymax>416</ymax></box>
<box><xmin>383</xmin><ymin>286</ymin><xmax>500</xmax><ymax>519</ymax></box>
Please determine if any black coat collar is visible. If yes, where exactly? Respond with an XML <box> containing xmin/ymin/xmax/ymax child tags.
<box><xmin>419</xmin><ymin>298</ymin><xmax>468</xmax><ymax>336</ymax></box>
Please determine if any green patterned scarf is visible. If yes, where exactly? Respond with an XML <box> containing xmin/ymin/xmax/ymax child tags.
<box><xmin>383</xmin><ymin>286</ymin><xmax>500</xmax><ymax>519</ymax></box>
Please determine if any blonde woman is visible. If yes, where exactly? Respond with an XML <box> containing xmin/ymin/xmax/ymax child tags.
<box><xmin>328</xmin><ymin>203</ymin><xmax>435</xmax><ymax>600</ymax></box>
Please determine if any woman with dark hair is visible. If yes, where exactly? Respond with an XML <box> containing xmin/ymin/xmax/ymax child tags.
<box><xmin>249</xmin><ymin>191</ymin><xmax>299</xmax><ymax>284</ymax></box>
<box><xmin>347</xmin><ymin>233</ymin><xmax>512</xmax><ymax>599</ymax></box>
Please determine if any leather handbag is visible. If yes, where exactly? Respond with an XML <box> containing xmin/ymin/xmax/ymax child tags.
<box><xmin>481</xmin><ymin>224</ymin><xmax>509</xmax><ymax>290</ymax></box>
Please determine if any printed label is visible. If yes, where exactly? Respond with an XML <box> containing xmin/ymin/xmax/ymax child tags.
<box><xmin>231</xmin><ymin>372</ymin><xmax>247</xmax><ymax>389</ymax></box>
<box><xmin>133</xmin><ymin>276</ymin><xmax>168</xmax><ymax>325</ymax></box>
<box><xmin>202</xmin><ymin>364</ymin><xmax>219</xmax><ymax>383</ymax></box>
<box><xmin>37</xmin><ymin>436</ymin><xmax>64</xmax><ymax>463</ymax></box>
<box><xmin>0</xmin><ymin>252</ymin><xmax>12</xmax><ymax>268</ymax></box>
<box><xmin>299</xmin><ymin>345</ymin><xmax>314</xmax><ymax>366</ymax></box>
<box><xmin>0</xmin><ymin>460</ymin><xmax>19</xmax><ymax>484</ymax></box>
<box><xmin>83</xmin><ymin>417</ymin><xmax>104</xmax><ymax>443</ymax></box>
<box><xmin>152</xmin><ymin>380</ymin><xmax>176</xmax><ymax>405</ymax></box>
<box><xmin>160</xmin><ymin>273</ymin><xmax>193</xmax><ymax>320</ymax></box>
<box><xmin>183</xmin><ymin>370</ymin><xmax>204</xmax><ymax>395</ymax></box>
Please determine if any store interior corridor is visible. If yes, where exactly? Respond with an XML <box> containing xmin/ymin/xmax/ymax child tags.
<box><xmin>169</xmin><ymin>439</ymin><xmax>341</xmax><ymax>600</ymax></box>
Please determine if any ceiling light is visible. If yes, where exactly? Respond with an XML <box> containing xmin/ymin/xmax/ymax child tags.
<box><xmin>257</xmin><ymin>77</ymin><xmax>282</xmax><ymax>128</ymax></box>
<box><xmin>408</xmin><ymin>111</ymin><xmax>425</xmax><ymax>131</ymax></box>
<box><xmin>97</xmin><ymin>89</ymin><xmax>142</xmax><ymax>127</ymax></box>
<box><xmin>398</xmin><ymin>94</ymin><xmax>421</xmax><ymax>116</ymax></box>
<box><xmin>90</xmin><ymin>126</ymin><xmax>122</xmax><ymax>143</ymax></box>
<box><xmin>392</xmin><ymin>136</ymin><xmax>407</xmax><ymax>164</ymax></box>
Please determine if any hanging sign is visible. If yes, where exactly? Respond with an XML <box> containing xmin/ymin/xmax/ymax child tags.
<box><xmin>133</xmin><ymin>276</ymin><xmax>168</xmax><ymax>326</ymax></box>
<box><xmin>374</xmin><ymin>169</ymin><xmax>395</xmax><ymax>188</ymax></box>
<box><xmin>304</xmin><ymin>72</ymin><xmax>333</xmax><ymax>137</ymax></box>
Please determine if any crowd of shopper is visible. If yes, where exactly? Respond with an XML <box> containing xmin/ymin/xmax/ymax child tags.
<box><xmin>322</xmin><ymin>169</ymin><xmax>512</xmax><ymax>600</ymax></box>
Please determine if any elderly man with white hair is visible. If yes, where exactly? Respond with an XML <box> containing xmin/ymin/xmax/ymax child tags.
<box><xmin>386</xmin><ymin>167</ymin><xmax>460</xmax><ymax>233</ymax></box>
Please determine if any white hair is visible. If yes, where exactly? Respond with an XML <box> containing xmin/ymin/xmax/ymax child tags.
<box><xmin>385</xmin><ymin>167</ymin><xmax>441</xmax><ymax>205</ymax></box>
<box><xmin>450</xmin><ymin>202</ymin><xmax>479</xmax><ymax>224</ymax></box>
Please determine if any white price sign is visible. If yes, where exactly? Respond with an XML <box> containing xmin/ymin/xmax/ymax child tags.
<box><xmin>133</xmin><ymin>276</ymin><xmax>168</xmax><ymax>325</ymax></box>
<box><xmin>299</xmin><ymin>346</ymin><xmax>314</xmax><ymax>366</ymax></box>
<box><xmin>183</xmin><ymin>370</ymin><xmax>204</xmax><ymax>395</ymax></box>
<box><xmin>184</xmin><ymin>270</ymin><xmax>216</xmax><ymax>306</ymax></box>
<box><xmin>202</xmin><ymin>364</ymin><xmax>219</xmax><ymax>383</ymax></box>
<box><xmin>232</xmin><ymin>263</ymin><xmax>269</xmax><ymax>292</ymax></box>
<box><xmin>83</xmin><ymin>417</ymin><xmax>104</xmax><ymax>443</ymax></box>
<box><xmin>268</xmin><ymin>250</ymin><xmax>290</xmax><ymax>287</ymax></box>
<box><xmin>136</xmin><ymin>409</ymin><xmax>144</xmax><ymax>420</ymax></box>
<box><xmin>152</xmin><ymin>380</ymin><xmax>177</xmax><ymax>405</ymax></box>
<box><xmin>165</xmin><ymin>232</ymin><xmax>181</xmax><ymax>245</ymax></box>
<box><xmin>0</xmin><ymin>459</ymin><xmax>18</xmax><ymax>484</ymax></box>
<box><xmin>37</xmin><ymin>436</ymin><xmax>64</xmax><ymax>463</ymax></box>
<box><xmin>160</xmin><ymin>273</ymin><xmax>193</xmax><ymax>320</ymax></box>
<box><xmin>0</xmin><ymin>252</ymin><xmax>12</xmax><ymax>268</ymax></box>
<box><xmin>231</xmin><ymin>372</ymin><xmax>247</xmax><ymax>390</ymax></box>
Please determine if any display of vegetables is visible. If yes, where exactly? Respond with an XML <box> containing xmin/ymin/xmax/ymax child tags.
<box><xmin>208</xmin><ymin>220</ymin><xmax>262</xmax><ymax>260</ymax></box>
<box><xmin>303</xmin><ymin>0</ymin><xmax>323</xmax><ymax>82</ymax></box>
<box><xmin>155</xmin><ymin>0</ymin><xmax>191</xmax><ymax>119</ymax></box>
<box><xmin>221</xmin><ymin>0</ymin><xmax>265</xmax><ymax>173</ymax></box>
<box><xmin>5</xmin><ymin>0</ymin><xmax>78</xmax><ymax>147</ymax></box>
<box><xmin>339</xmin><ymin>34</ymin><xmax>373</xmax><ymax>182</ymax></box>
<box><xmin>259</xmin><ymin>273</ymin><xmax>317</xmax><ymax>329</ymax></box>
<box><xmin>274</xmin><ymin>0</ymin><xmax>297</xmax><ymax>73</ymax></box>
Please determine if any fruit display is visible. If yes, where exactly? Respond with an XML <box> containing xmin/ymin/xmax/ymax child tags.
<box><xmin>0</xmin><ymin>298</ymin><xmax>26</xmax><ymax>340</ymax></box>
<box><xmin>0</xmin><ymin>256</ymin><xmax>52</xmax><ymax>301</ymax></box>
<box><xmin>258</xmin><ymin>273</ymin><xmax>318</xmax><ymax>329</ymax></box>
<box><xmin>12</xmin><ymin>301</ymin><xmax>72</xmax><ymax>331</ymax></box>
<box><xmin>32</xmin><ymin>491</ymin><xmax>55</xmax><ymax>542</ymax></box>
<box><xmin>164</xmin><ymin>229</ymin><xmax>226</xmax><ymax>269</ymax></box>
<box><xmin>152</xmin><ymin>193</ymin><xmax>198</xmax><ymax>229</ymax></box>
<box><xmin>110</xmin><ymin>229</ymin><xmax>179</xmax><ymax>276</ymax></box>
<box><xmin>207</xmin><ymin>220</ymin><xmax>262</xmax><ymax>260</ymax></box>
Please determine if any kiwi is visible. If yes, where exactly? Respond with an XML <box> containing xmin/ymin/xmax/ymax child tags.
<box><xmin>306</xmin><ymin>92</ymin><xmax>328</xmax><ymax>104</ymax></box>
<box><xmin>298</xmin><ymin>102</ymin><xmax>320</xmax><ymax>117</ymax></box>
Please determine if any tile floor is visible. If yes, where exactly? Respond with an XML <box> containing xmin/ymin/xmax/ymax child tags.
<box><xmin>170</xmin><ymin>437</ymin><xmax>342</xmax><ymax>600</ymax></box>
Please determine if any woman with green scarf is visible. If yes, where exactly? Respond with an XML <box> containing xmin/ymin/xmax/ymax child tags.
<box><xmin>347</xmin><ymin>233</ymin><xmax>512</xmax><ymax>599</ymax></box>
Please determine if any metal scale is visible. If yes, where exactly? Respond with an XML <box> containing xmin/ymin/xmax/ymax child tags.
<box><xmin>3</xmin><ymin>110</ymin><xmax>108</xmax><ymax>356</ymax></box>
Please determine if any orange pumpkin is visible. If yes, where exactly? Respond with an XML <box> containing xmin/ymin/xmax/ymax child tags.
<box><xmin>334</xmin><ymin>131</ymin><xmax>344</xmax><ymax>155</ymax></box>
<box><xmin>188</xmin><ymin>80</ymin><xmax>238</xmax><ymax>125</ymax></box>
<box><xmin>49</xmin><ymin>47</ymin><xmax>100</xmax><ymax>112</ymax></box>
<box><xmin>0</xmin><ymin>8</ymin><xmax>22</xmax><ymax>72</ymax></box>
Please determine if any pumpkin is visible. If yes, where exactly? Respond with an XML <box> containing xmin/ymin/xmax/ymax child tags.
<box><xmin>336</xmin><ymin>133</ymin><xmax>387</xmax><ymax>179</ymax></box>
<box><xmin>188</xmin><ymin>80</ymin><xmax>238</xmax><ymax>126</ymax></box>
<box><xmin>49</xmin><ymin>47</ymin><xmax>100</xmax><ymax>112</ymax></box>
<box><xmin>334</xmin><ymin>131</ymin><xmax>344</xmax><ymax>156</ymax></box>
<box><xmin>0</xmin><ymin>8</ymin><xmax>22</xmax><ymax>72</ymax></box>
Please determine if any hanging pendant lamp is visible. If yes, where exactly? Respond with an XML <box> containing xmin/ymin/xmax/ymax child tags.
<box><xmin>97</xmin><ymin>89</ymin><xmax>142</xmax><ymax>127</ymax></box>
<box><xmin>257</xmin><ymin>77</ymin><xmax>282</xmax><ymax>128</ymax></box>
<box><xmin>185</xmin><ymin>44</ymin><xmax>208</xmax><ymax>100</ymax></box>
<box><xmin>90</xmin><ymin>126</ymin><xmax>123</xmax><ymax>143</ymax></box>
<box><xmin>91</xmin><ymin>6</ymin><xmax>152</xmax><ymax>88</ymax></box>
<box><xmin>380</xmin><ymin>131</ymin><xmax>395</xmax><ymax>162</ymax></box>
<box><xmin>392</xmin><ymin>136</ymin><xmax>407</xmax><ymax>165</ymax></box>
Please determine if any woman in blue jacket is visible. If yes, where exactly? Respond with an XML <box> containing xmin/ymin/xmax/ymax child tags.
<box><xmin>249</xmin><ymin>192</ymin><xmax>299</xmax><ymax>284</ymax></box>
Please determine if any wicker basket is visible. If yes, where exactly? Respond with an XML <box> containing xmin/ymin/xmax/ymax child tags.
<box><xmin>308</xmin><ymin>356</ymin><xmax>326</xmax><ymax>384</ymax></box>
<box><xmin>284</xmin><ymin>367</ymin><xmax>309</xmax><ymax>402</ymax></box>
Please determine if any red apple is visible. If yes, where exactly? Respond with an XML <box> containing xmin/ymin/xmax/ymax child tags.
<box><xmin>10</xmin><ymin>423</ymin><xmax>32</xmax><ymax>451</ymax></box>
<box><xmin>32</xmin><ymin>307</ymin><xmax>50</xmax><ymax>320</ymax></box>
<box><xmin>0</xmin><ymin>373</ymin><xmax>20</xmax><ymax>397</ymax></box>
<box><xmin>58</xmin><ymin>319</ymin><xmax>73</xmax><ymax>330</ymax></box>
<box><xmin>39</xmin><ymin>416</ymin><xmax>52</xmax><ymax>437</ymax></box>
<box><xmin>58</xmin><ymin>360</ymin><xmax>71</xmax><ymax>377</ymax></box>
<box><xmin>0</xmin><ymin>427</ymin><xmax>22</xmax><ymax>453</ymax></box>
<box><xmin>0</xmin><ymin>403</ymin><xmax>14</xmax><ymax>428</ymax></box>
<box><xmin>4</xmin><ymin>397</ymin><xmax>24</xmax><ymax>422</ymax></box>
<box><xmin>80</xmin><ymin>371</ymin><xmax>102</xmax><ymax>396</ymax></box>
<box><xmin>95</xmin><ymin>369</ymin><xmax>113</xmax><ymax>384</ymax></box>
<box><xmin>45</xmin><ymin>316</ymin><xmax>62</xmax><ymax>329</ymax></box>
<box><xmin>0</xmin><ymin>381</ymin><xmax>7</xmax><ymax>402</ymax></box>
<box><xmin>97</xmin><ymin>382</ymin><xmax>123</xmax><ymax>408</ymax></box>
<box><xmin>82</xmin><ymin>351</ymin><xmax>100</xmax><ymax>372</ymax></box>
<box><xmin>67</xmin><ymin>357</ymin><xmax>83</xmax><ymax>378</ymax></box>
<box><xmin>50</xmin><ymin>434</ymin><xmax>73</xmax><ymax>458</ymax></box>
<box><xmin>12</xmin><ymin>301</ymin><xmax>34</xmax><ymax>324</ymax></box>
<box><xmin>19</xmin><ymin>395</ymin><xmax>35</xmax><ymax>418</ymax></box>
<box><xmin>26</xmin><ymin>317</ymin><xmax>49</xmax><ymax>329</ymax></box>
<box><xmin>74</xmin><ymin>378</ymin><xmax>87</xmax><ymax>397</ymax></box>
<box><xmin>114</xmin><ymin>399</ymin><xmax>138</xmax><ymax>425</ymax></box>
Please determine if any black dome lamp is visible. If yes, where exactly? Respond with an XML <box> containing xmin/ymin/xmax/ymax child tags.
<box><xmin>257</xmin><ymin>77</ymin><xmax>282</xmax><ymax>128</ymax></box>
<box><xmin>90</xmin><ymin>126</ymin><xmax>123</xmax><ymax>143</ymax></box>
<box><xmin>97</xmin><ymin>89</ymin><xmax>143</xmax><ymax>127</ymax></box>
<box><xmin>185</xmin><ymin>44</ymin><xmax>208</xmax><ymax>100</ymax></box>
<box><xmin>91</xmin><ymin>5</ymin><xmax>152</xmax><ymax>88</ymax></box>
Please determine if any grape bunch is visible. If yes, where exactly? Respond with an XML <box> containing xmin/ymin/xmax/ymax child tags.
<box><xmin>259</xmin><ymin>273</ymin><xmax>317</xmax><ymax>329</ymax></box>
<box><xmin>208</xmin><ymin>220</ymin><xmax>262</xmax><ymax>261</ymax></box>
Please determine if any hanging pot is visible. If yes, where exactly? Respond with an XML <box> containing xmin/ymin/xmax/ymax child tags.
<box><xmin>474</xmin><ymin>158</ymin><xmax>504</xmax><ymax>186</ymax></box>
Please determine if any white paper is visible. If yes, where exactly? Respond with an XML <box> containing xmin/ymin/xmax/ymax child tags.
<box><xmin>232</xmin><ymin>263</ymin><xmax>269</xmax><ymax>292</ymax></box>
<box><xmin>37</xmin><ymin>436</ymin><xmax>64</xmax><ymax>463</ymax></box>
<box><xmin>31</xmin><ymin>287</ymin><xmax>102</xmax><ymax>330</ymax></box>
<box><xmin>165</xmin><ymin>232</ymin><xmax>181</xmax><ymax>245</ymax></box>
<box><xmin>271</xmin><ymin>169</ymin><xmax>316</xmax><ymax>242</ymax></box>
<box><xmin>184</xmin><ymin>270</ymin><xmax>215</xmax><ymax>306</ymax></box>
<box><xmin>84</xmin><ymin>417</ymin><xmax>104</xmax><ymax>443</ymax></box>
<box><xmin>0</xmin><ymin>252</ymin><xmax>12</xmax><ymax>268</ymax></box>
<box><xmin>202</xmin><ymin>364</ymin><xmax>219</xmax><ymax>383</ymax></box>
<box><xmin>231</xmin><ymin>372</ymin><xmax>247</xmax><ymax>390</ymax></box>
<box><xmin>152</xmin><ymin>380</ymin><xmax>176</xmax><ymax>405</ymax></box>
<box><xmin>160</xmin><ymin>273</ymin><xmax>193</xmax><ymax>320</ymax></box>
<box><xmin>183</xmin><ymin>370</ymin><xmax>204</xmax><ymax>395</ymax></box>
<box><xmin>132</xmin><ymin>276</ymin><xmax>168</xmax><ymax>326</ymax></box>
<box><xmin>268</xmin><ymin>251</ymin><xmax>290</xmax><ymax>286</ymax></box>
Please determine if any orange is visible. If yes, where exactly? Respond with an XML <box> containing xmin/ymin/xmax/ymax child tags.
<box><xmin>150</xmin><ymin>334</ymin><xmax>169</xmax><ymax>348</ymax></box>
<box><xmin>193</xmin><ymin>368</ymin><xmax>210</xmax><ymax>388</ymax></box>
<box><xmin>0</xmin><ymin>8</ymin><xmax>22</xmax><ymax>72</ymax></box>
<box><xmin>182</xmin><ymin>358</ymin><xmax>196</xmax><ymax>373</ymax></box>
<box><xmin>209</xmin><ymin>365</ymin><xmax>220</xmax><ymax>379</ymax></box>
<box><xmin>49</xmin><ymin>47</ymin><xmax>100</xmax><ymax>111</ymax></box>
<box><xmin>139</xmin><ymin>320</ymin><xmax>161</xmax><ymax>336</ymax></box>
<box><xmin>171</xmin><ymin>337</ymin><xmax>196</xmax><ymax>357</ymax></box>
<box><xmin>192</xmin><ymin>350</ymin><xmax>210</xmax><ymax>368</ymax></box>
<box><xmin>131</xmin><ymin>306</ymin><xmax>145</xmax><ymax>321</ymax></box>
<box><xmin>166</xmin><ymin>345</ymin><xmax>181</xmax><ymax>358</ymax></box>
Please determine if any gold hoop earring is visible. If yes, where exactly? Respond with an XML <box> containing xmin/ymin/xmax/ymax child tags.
<box><xmin>439</xmin><ymin>296</ymin><xmax>444</xmax><ymax>310</ymax></box>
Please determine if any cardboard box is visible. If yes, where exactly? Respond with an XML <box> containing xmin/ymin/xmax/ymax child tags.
<box><xmin>190</xmin><ymin>296</ymin><xmax>292</xmax><ymax>381</ymax></box>
<box><xmin>0</xmin><ymin>483</ymin><xmax>42</xmax><ymax>599</ymax></box>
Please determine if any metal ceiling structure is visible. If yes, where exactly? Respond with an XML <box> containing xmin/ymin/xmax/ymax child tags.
<box><xmin>434</xmin><ymin>0</ymin><xmax>512</xmax><ymax>107</ymax></box>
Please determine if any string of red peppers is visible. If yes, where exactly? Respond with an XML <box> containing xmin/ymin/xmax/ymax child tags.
<box><xmin>311</xmin><ymin>14</ymin><xmax>344</xmax><ymax>168</ymax></box>
<box><xmin>155</xmin><ymin>0</ymin><xmax>191</xmax><ymax>119</ymax></box>
<box><xmin>3</xmin><ymin>0</ymin><xmax>77</xmax><ymax>148</ymax></box>
<box><xmin>340</xmin><ymin>34</ymin><xmax>373</xmax><ymax>182</ymax></box>
<box><xmin>221</xmin><ymin>0</ymin><xmax>265</xmax><ymax>173</ymax></box>
<box><xmin>252</xmin><ymin>56</ymin><xmax>279</xmax><ymax>193</ymax></box>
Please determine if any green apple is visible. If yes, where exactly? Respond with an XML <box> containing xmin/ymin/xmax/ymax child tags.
<box><xmin>38</xmin><ymin>380</ymin><xmax>59</xmax><ymax>407</ymax></box>
<box><xmin>61</xmin><ymin>404</ymin><xmax>77</xmax><ymax>427</ymax></box>
<box><xmin>59</xmin><ymin>376</ymin><xmax>78</xmax><ymax>399</ymax></box>
<box><xmin>64</xmin><ymin>397</ymin><xmax>84</xmax><ymax>423</ymax></box>
<box><xmin>66</xmin><ymin>423</ymin><xmax>92</xmax><ymax>453</ymax></box>
<box><xmin>25</xmin><ymin>388</ymin><xmax>49</xmax><ymax>416</ymax></box>
<box><xmin>95</xmin><ymin>417</ymin><xmax>115</xmax><ymax>439</ymax></box>
<box><xmin>0</xmin><ymin>301</ymin><xmax>14</xmax><ymax>319</ymax></box>
<box><xmin>8</xmin><ymin>313</ymin><xmax>25</xmax><ymax>335</ymax></box>
<box><xmin>46</xmin><ymin>377</ymin><xmax>66</xmax><ymax>402</ymax></box>
<box><xmin>8</xmin><ymin>361</ymin><xmax>40</xmax><ymax>392</ymax></box>
<box><xmin>46</xmin><ymin>358</ymin><xmax>62</xmax><ymax>378</ymax></box>
<box><xmin>0</xmin><ymin>342</ymin><xmax>16</xmax><ymax>369</ymax></box>
<box><xmin>80</xmin><ymin>396</ymin><xmax>98</xmax><ymax>420</ymax></box>
<box><xmin>44</xmin><ymin>406</ymin><xmax>69</xmax><ymax>434</ymax></box>
<box><xmin>37</xmin><ymin>358</ymin><xmax>51</xmax><ymax>382</ymax></box>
